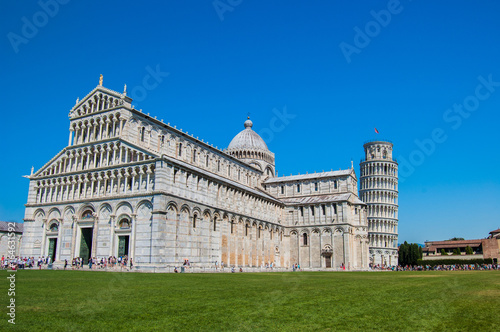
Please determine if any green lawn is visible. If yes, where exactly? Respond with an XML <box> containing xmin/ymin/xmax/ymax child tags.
<box><xmin>1</xmin><ymin>269</ymin><xmax>499</xmax><ymax>331</ymax></box>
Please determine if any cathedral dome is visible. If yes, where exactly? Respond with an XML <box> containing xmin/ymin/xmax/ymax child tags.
<box><xmin>228</xmin><ymin>117</ymin><xmax>269</xmax><ymax>151</ymax></box>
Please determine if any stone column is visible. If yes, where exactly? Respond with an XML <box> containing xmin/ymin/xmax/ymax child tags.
<box><xmin>68</xmin><ymin>128</ymin><xmax>74</xmax><ymax>146</ymax></box>
<box><xmin>138</xmin><ymin>169</ymin><xmax>144</xmax><ymax>192</ymax></box>
<box><xmin>84</xmin><ymin>179</ymin><xmax>89</xmax><ymax>199</ymax></box>
<box><xmin>70</xmin><ymin>180</ymin><xmax>75</xmax><ymax>200</ymax></box>
<box><xmin>109</xmin><ymin>215</ymin><xmax>116</xmax><ymax>257</ymax></box>
<box><xmin>118</xmin><ymin>174</ymin><xmax>124</xmax><ymax>194</ymax></box>
<box><xmin>86</xmin><ymin>151</ymin><xmax>91</xmax><ymax>169</ymax></box>
<box><xmin>112</xmin><ymin>146</ymin><xmax>118</xmax><ymax>165</ymax></box>
<box><xmin>70</xmin><ymin>217</ymin><xmax>77</xmax><ymax>259</ymax></box>
<box><xmin>91</xmin><ymin>215</ymin><xmax>98</xmax><ymax>260</ymax></box>
<box><xmin>104</xmin><ymin>120</ymin><xmax>110</xmax><ymax>138</ymax></box>
<box><xmin>130</xmin><ymin>213</ymin><xmax>137</xmax><ymax>261</ymax></box>
<box><xmin>62</xmin><ymin>157</ymin><xmax>67</xmax><ymax>173</ymax></box>
<box><xmin>105</xmin><ymin>148</ymin><xmax>111</xmax><ymax>167</ymax></box>
<box><xmin>48</xmin><ymin>183</ymin><xmax>54</xmax><ymax>203</ymax></box>
<box><xmin>344</xmin><ymin>229</ymin><xmax>350</xmax><ymax>270</ymax></box>
<box><xmin>40</xmin><ymin>219</ymin><xmax>47</xmax><ymax>258</ymax></box>
<box><xmin>101</xmin><ymin>119</ymin><xmax>106</xmax><ymax>139</ymax></box>
<box><xmin>96</xmin><ymin>175</ymin><xmax>102</xmax><ymax>197</ymax></box>
<box><xmin>83</xmin><ymin>124</ymin><xmax>89</xmax><ymax>144</ymax></box>
<box><xmin>118</xmin><ymin>145</ymin><xmax>123</xmax><ymax>164</ymax></box>
<box><xmin>146</xmin><ymin>169</ymin><xmax>152</xmax><ymax>191</ymax></box>
<box><xmin>69</xmin><ymin>153</ymin><xmax>74</xmax><ymax>172</ymax></box>
<box><xmin>109</xmin><ymin>174</ymin><xmax>114</xmax><ymax>196</ymax></box>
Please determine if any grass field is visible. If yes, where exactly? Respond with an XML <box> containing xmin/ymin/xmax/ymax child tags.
<box><xmin>1</xmin><ymin>269</ymin><xmax>499</xmax><ymax>331</ymax></box>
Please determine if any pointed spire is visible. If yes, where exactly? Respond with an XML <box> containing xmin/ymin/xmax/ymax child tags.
<box><xmin>99</xmin><ymin>74</ymin><xmax>103</xmax><ymax>86</ymax></box>
<box><xmin>31</xmin><ymin>166</ymin><xmax>34</xmax><ymax>176</ymax></box>
<box><xmin>123</xmin><ymin>84</ymin><xmax>127</xmax><ymax>96</ymax></box>
<box><xmin>75</xmin><ymin>97</ymin><xmax>79</xmax><ymax>104</ymax></box>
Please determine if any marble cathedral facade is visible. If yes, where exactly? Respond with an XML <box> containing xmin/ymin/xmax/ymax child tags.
<box><xmin>20</xmin><ymin>79</ymin><xmax>371</xmax><ymax>270</ymax></box>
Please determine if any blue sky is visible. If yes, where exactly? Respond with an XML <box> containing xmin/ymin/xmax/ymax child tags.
<box><xmin>1</xmin><ymin>0</ymin><xmax>499</xmax><ymax>244</ymax></box>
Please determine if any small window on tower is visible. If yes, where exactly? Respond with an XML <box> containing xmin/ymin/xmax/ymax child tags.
<box><xmin>315</xmin><ymin>182</ymin><xmax>319</xmax><ymax>191</ymax></box>
<box><xmin>297</xmin><ymin>184</ymin><xmax>301</xmax><ymax>193</ymax></box>
<box><xmin>281</xmin><ymin>186</ymin><xmax>284</xmax><ymax>194</ymax></box>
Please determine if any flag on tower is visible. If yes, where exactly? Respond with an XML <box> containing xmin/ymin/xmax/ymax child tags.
<box><xmin>374</xmin><ymin>128</ymin><xmax>379</xmax><ymax>134</ymax></box>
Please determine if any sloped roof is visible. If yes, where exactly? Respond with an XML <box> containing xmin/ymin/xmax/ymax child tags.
<box><xmin>31</xmin><ymin>138</ymin><xmax>160</xmax><ymax>179</ymax></box>
<box><xmin>264</xmin><ymin>169</ymin><xmax>353</xmax><ymax>184</ymax></box>
<box><xmin>162</xmin><ymin>155</ymin><xmax>282</xmax><ymax>205</ymax></box>
<box><xmin>279</xmin><ymin>193</ymin><xmax>365</xmax><ymax>205</ymax></box>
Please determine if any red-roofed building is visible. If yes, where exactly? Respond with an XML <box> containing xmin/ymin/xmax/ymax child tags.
<box><xmin>422</xmin><ymin>229</ymin><xmax>500</xmax><ymax>263</ymax></box>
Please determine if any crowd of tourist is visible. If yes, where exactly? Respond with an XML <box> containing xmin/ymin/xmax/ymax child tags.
<box><xmin>0</xmin><ymin>255</ymin><xmax>133</xmax><ymax>271</ymax></box>
<box><xmin>2</xmin><ymin>254</ymin><xmax>498</xmax><ymax>272</ymax></box>
<box><xmin>1</xmin><ymin>256</ymin><xmax>52</xmax><ymax>269</ymax></box>
<box><xmin>68</xmin><ymin>256</ymin><xmax>133</xmax><ymax>270</ymax></box>
<box><xmin>371</xmin><ymin>263</ymin><xmax>500</xmax><ymax>271</ymax></box>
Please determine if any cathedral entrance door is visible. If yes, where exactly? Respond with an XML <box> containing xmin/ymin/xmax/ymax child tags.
<box><xmin>325</xmin><ymin>256</ymin><xmax>331</xmax><ymax>268</ymax></box>
<box><xmin>118</xmin><ymin>235</ymin><xmax>130</xmax><ymax>257</ymax></box>
<box><xmin>79</xmin><ymin>228</ymin><xmax>93</xmax><ymax>264</ymax></box>
<box><xmin>48</xmin><ymin>238</ymin><xmax>57</xmax><ymax>262</ymax></box>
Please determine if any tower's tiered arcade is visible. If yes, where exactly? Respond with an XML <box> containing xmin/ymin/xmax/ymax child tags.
<box><xmin>359</xmin><ymin>141</ymin><xmax>399</xmax><ymax>266</ymax></box>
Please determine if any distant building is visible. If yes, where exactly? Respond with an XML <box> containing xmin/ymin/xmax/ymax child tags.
<box><xmin>0</xmin><ymin>221</ymin><xmax>23</xmax><ymax>258</ymax></box>
<box><xmin>422</xmin><ymin>229</ymin><xmax>500</xmax><ymax>263</ymax></box>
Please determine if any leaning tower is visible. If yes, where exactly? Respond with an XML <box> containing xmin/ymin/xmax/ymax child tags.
<box><xmin>359</xmin><ymin>141</ymin><xmax>399</xmax><ymax>267</ymax></box>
